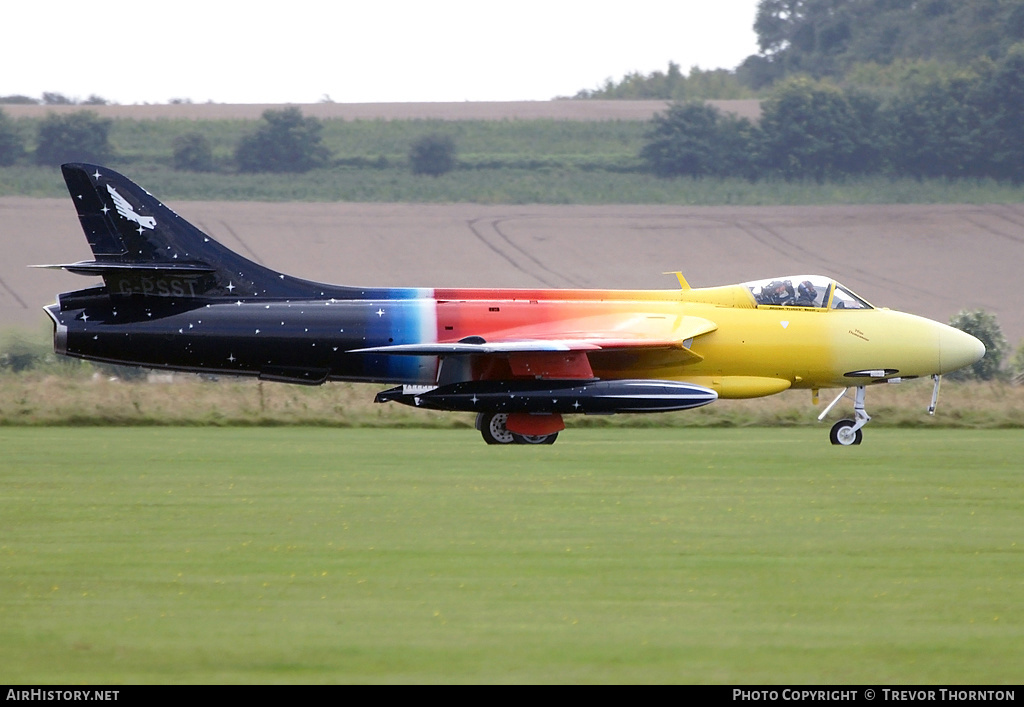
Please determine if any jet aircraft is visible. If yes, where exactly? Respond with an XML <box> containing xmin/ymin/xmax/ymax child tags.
<box><xmin>39</xmin><ymin>164</ymin><xmax>985</xmax><ymax>445</ymax></box>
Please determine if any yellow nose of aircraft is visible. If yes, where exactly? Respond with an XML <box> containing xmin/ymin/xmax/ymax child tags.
<box><xmin>938</xmin><ymin>324</ymin><xmax>986</xmax><ymax>374</ymax></box>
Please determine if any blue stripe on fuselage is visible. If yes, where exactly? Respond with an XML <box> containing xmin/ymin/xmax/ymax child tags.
<box><xmin>363</xmin><ymin>289</ymin><xmax>437</xmax><ymax>382</ymax></box>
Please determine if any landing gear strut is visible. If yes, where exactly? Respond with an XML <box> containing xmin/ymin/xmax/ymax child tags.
<box><xmin>476</xmin><ymin>412</ymin><xmax>559</xmax><ymax>445</ymax></box>
<box><xmin>820</xmin><ymin>386</ymin><xmax>871</xmax><ymax>446</ymax></box>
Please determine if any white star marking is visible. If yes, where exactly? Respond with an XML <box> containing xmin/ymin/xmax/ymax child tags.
<box><xmin>226</xmin><ymin>282</ymin><xmax>235</xmax><ymax>292</ymax></box>
<box><xmin>228</xmin><ymin>354</ymin><xmax>236</xmax><ymax>363</ymax></box>
<box><xmin>81</xmin><ymin>313</ymin><xmax>89</xmax><ymax>322</ymax></box>
<box><xmin>101</xmin><ymin>205</ymin><xmax>109</xmax><ymax>214</ymax></box>
<box><xmin>572</xmin><ymin>401</ymin><xmax>582</xmax><ymax>410</ymax></box>
<box><xmin>471</xmin><ymin>395</ymin><xmax>479</xmax><ymax>405</ymax></box>
<box><xmin>92</xmin><ymin>170</ymin><xmax>101</xmax><ymax>179</ymax></box>
<box><xmin>376</xmin><ymin>309</ymin><xmax>385</xmax><ymax>317</ymax></box>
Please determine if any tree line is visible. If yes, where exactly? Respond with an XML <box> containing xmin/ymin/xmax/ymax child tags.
<box><xmin>641</xmin><ymin>45</ymin><xmax>1024</xmax><ymax>183</ymax></box>
<box><xmin>574</xmin><ymin>0</ymin><xmax>1024</xmax><ymax>99</ymax></box>
<box><xmin>0</xmin><ymin>107</ymin><xmax>456</xmax><ymax>176</ymax></box>
<box><xmin>745</xmin><ymin>0</ymin><xmax>1024</xmax><ymax>88</ymax></box>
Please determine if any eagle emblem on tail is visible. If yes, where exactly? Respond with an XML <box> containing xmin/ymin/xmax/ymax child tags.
<box><xmin>106</xmin><ymin>184</ymin><xmax>157</xmax><ymax>231</ymax></box>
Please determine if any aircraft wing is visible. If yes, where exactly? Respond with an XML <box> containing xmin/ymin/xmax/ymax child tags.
<box><xmin>352</xmin><ymin>315</ymin><xmax>718</xmax><ymax>358</ymax></box>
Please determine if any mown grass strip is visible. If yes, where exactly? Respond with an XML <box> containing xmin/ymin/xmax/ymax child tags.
<box><xmin>1</xmin><ymin>427</ymin><xmax>1020</xmax><ymax>683</ymax></box>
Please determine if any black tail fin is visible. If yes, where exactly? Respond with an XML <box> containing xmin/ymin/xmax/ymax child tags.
<box><xmin>49</xmin><ymin>163</ymin><xmax>337</xmax><ymax>299</ymax></box>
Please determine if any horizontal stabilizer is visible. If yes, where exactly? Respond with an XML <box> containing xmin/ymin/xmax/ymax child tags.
<box><xmin>33</xmin><ymin>261</ymin><xmax>217</xmax><ymax>277</ymax></box>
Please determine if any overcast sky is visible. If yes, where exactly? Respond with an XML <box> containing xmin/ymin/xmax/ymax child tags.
<box><xmin>5</xmin><ymin>1</ymin><xmax>761</xmax><ymax>104</ymax></box>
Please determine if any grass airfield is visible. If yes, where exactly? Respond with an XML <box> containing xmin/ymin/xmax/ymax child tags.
<box><xmin>1</xmin><ymin>427</ymin><xmax>1020</xmax><ymax>684</ymax></box>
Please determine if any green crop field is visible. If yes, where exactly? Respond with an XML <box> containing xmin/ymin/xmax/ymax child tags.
<box><xmin>1</xmin><ymin>427</ymin><xmax>1020</xmax><ymax>684</ymax></box>
<box><xmin>5</xmin><ymin>112</ymin><xmax>1024</xmax><ymax>204</ymax></box>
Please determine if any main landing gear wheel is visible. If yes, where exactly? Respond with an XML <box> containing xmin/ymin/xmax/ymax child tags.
<box><xmin>477</xmin><ymin>413</ymin><xmax>559</xmax><ymax>445</ymax></box>
<box><xmin>512</xmin><ymin>432</ymin><xmax>558</xmax><ymax>445</ymax></box>
<box><xmin>479</xmin><ymin>412</ymin><xmax>516</xmax><ymax>445</ymax></box>
<box><xmin>829</xmin><ymin>419</ymin><xmax>863</xmax><ymax>446</ymax></box>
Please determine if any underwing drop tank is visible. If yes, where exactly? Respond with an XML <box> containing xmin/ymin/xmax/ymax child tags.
<box><xmin>374</xmin><ymin>379</ymin><xmax>718</xmax><ymax>414</ymax></box>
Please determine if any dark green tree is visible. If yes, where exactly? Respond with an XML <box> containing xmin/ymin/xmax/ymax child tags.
<box><xmin>883</xmin><ymin>72</ymin><xmax>988</xmax><ymax>179</ymax></box>
<box><xmin>573</xmin><ymin>63</ymin><xmax>754</xmax><ymax>100</ymax></box>
<box><xmin>172</xmin><ymin>132</ymin><xmax>214</xmax><ymax>172</ymax></box>
<box><xmin>714</xmin><ymin>113</ymin><xmax>764</xmax><ymax>180</ymax></box>
<box><xmin>235</xmin><ymin>108</ymin><xmax>330</xmax><ymax>173</ymax></box>
<box><xmin>759</xmin><ymin>78</ymin><xmax>879</xmax><ymax>181</ymax></box>
<box><xmin>746</xmin><ymin>0</ymin><xmax>1024</xmax><ymax>86</ymax></box>
<box><xmin>641</xmin><ymin>102</ymin><xmax>721</xmax><ymax>177</ymax></box>
<box><xmin>34</xmin><ymin>111</ymin><xmax>113</xmax><ymax>166</ymax></box>
<box><xmin>640</xmin><ymin>102</ymin><xmax>760</xmax><ymax>178</ymax></box>
<box><xmin>0</xmin><ymin>109</ymin><xmax>25</xmax><ymax>166</ymax></box>
<box><xmin>753</xmin><ymin>0</ymin><xmax>854</xmax><ymax>78</ymax></box>
<box><xmin>409</xmin><ymin>133</ymin><xmax>457</xmax><ymax>176</ymax></box>
<box><xmin>977</xmin><ymin>44</ymin><xmax>1024</xmax><ymax>182</ymax></box>
<box><xmin>42</xmin><ymin>92</ymin><xmax>75</xmax><ymax>105</ymax></box>
<box><xmin>0</xmin><ymin>95</ymin><xmax>39</xmax><ymax>105</ymax></box>
<box><xmin>948</xmin><ymin>309</ymin><xmax>1007</xmax><ymax>381</ymax></box>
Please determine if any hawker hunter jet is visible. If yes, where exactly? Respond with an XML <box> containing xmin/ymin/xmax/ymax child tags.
<box><xmin>39</xmin><ymin>164</ymin><xmax>985</xmax><ymax>445</ymax></box>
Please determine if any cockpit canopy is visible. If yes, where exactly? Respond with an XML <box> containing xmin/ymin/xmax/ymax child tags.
<box><xmin>743</xmin><ymin>276</ymin><xmax>872</xmax><ymax>310</ymax></box>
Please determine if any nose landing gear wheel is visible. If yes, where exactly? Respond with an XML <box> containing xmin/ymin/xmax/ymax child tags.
<box><xmin>830</xmin><ymin>419</ymin><xmax>863</xmax><ymax>446</ymax></box>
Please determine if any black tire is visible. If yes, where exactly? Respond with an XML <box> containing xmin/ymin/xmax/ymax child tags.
<box><xmin>829</xmin><ymin>419</ymin><xmax>863</xmax><ymax>446</ymax></box>
<box><xmin>512</xmin><ymin>432</ymin><xmax>559</xmax><ymax>445</ymax></box>
<box><xmin>479</xmin><ymin>412</ymin><xmax>515</xmax><ymax>445</ymax></box>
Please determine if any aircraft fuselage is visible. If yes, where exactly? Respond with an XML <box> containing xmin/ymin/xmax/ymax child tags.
<box><xmin>48</xmin><ymin>284</ymin><xmax>982</xmax><ymax>395</ymax></box>
<box><xmin>41</xmin><ymin>164</ymin><xmax>986</xmax><ymax>445</ymax></box>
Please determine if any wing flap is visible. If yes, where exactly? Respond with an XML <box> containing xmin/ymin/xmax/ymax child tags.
<box><xmin>351</xmin><ymin>315</ymin><xmax>718</xmax><ymax>356</ymax></box>
<box><xmin>350</xmin><ymin>314</ymin><xmax>717</xmax><ymax>379</ymax></box>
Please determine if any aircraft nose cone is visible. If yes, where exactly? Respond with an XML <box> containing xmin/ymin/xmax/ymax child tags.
<box><xmin>939</xmin><ymin>325</ymin><xmax>986</xmax><ymax>374</ymax></box>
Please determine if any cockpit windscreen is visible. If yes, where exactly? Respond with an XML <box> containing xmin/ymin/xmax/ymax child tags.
<box><xmin>744</xmin><ymin>276</ymin><xmax>873</xmax><ymax>310</ymax></box>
